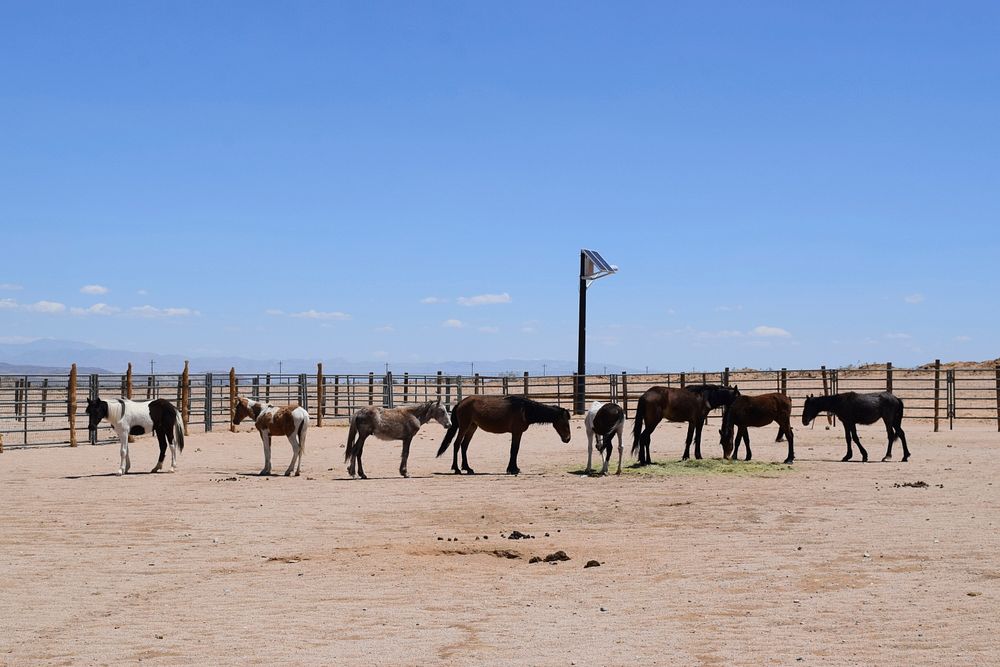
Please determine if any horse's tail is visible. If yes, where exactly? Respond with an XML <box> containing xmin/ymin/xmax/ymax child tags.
<box><xmin>631</xmin><ymin>396</ymin><xmax>646</xmax><ymax>455</ymax></box>
<box><xmin>436</xmin><ymin>405</ymin><xmax>460</xmax><ymax>457</ymax></box>
<box><xmin>344</xmin><ymin>415</ymin><xmax>358</xmax><ymax>462</ymax></box>
<box><xmin>894</xmin><ymin>397</ymin><xmax>905</xmax><ymax>429</ymax></box>
<box><xmin>174</xmin><ymin>408</ymin><xmax>185</xmax><ymax>452</ymax></box>
<box><xmin>297</xmin><ymin>412</ymin><xmax>308</xmax><ymax>455</ymax></box>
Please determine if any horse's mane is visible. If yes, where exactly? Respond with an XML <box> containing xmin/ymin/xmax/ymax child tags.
<box><xmin>504</xmin><ymin>395</ymin><xmax>566</xmax><ymax>424</ymax></box>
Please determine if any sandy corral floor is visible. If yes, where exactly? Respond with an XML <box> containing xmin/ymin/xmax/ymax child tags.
<box><xmin>0</xmin><ymin>418</ymin><xmax>997</xmax><ymax>666</ymax></box>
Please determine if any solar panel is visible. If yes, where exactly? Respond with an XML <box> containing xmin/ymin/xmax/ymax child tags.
<box><xmin>581</xmin><ymin>248</ymin><xmax>617</xmax><ymax>280</ymax></box>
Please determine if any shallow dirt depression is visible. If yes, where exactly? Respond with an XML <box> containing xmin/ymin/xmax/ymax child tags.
<box><xmin>1</xmin><ymin>420</ymin><xmax>997</xmax><ymax>665</ymax></box>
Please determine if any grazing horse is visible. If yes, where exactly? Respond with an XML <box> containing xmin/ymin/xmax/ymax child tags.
<box><xmin>584</xmin><ymin>401</ymin><xmax>625</xmax><ymax>476</ymax></box>
<box><xmin>632</xmin><ymin>387</ymin><xmax>711</xmax><ymax>464</ymax></box>
<box><xmin>720</xmin><ymin>392</ymin><xmax>795</xmax><ymax>463</ymax></box>
<box><xmin>85</xmin><ymin>397</ymin><xmax>185</xmax><ymax>476</ymax></box>
<box><xmin>345</xmin><ymin>401</ymin><xmax>451</xmax><ymax>479</ymax></box>
<box><xmin>233</xmin><ymin>396</ymin><xmax>309</xmax><ymax>476</ymax></box>
<box><xmin>802</xmin><ymin>392</ymin><xmax>908</xmax><ymax>462</ymax></box>
<box><xmin>435</xmin><ymin>395</ymin><xmax>572</xmax><ymax>475</ymax></box>
<box><xmin>685</xmin><ymin>384</ymin><xmax>740</xmax><ymax>444</ymax></box>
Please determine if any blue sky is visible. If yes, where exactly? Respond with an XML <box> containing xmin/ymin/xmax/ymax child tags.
<box><xmin>1</xmin><ymin>1</ymin><xmax>997</xmax><ymax>371</ymax></box>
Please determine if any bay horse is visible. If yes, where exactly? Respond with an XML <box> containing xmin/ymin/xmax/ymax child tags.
<box><xmin>233</xmin><ymin>396</ymin><xmax>309</xmax><ymax>476</ymax></box>
<box><xmin>685</xmin><ymin>383</ymin><xmax>740</xmax><ymax>445</ymax></box>
<box><xmin>632</xmin><ymin>387</ymin><xmax>710</xmax><ymax>464</ymax></box>
<box><xmin>584</xmin><ymin>401</ymin><xmax>625</xmax><ymax>476</ymax></box>
<box><xmin>345</xmin><ymin>401</ymin><xmax>451</xmax><ymax>479</ymax></box>
<box><xmin>802</xmin><ymin>392</ymin><xmax>908</xmax><ymax>462</ymax></box>
<box><xmin>85</xmin><ymin>397</ymin><xmax>185</xmax><ymax>476</ymax></box>
<box><xmin>719</xmin><ymin>392</ymin><xmax>795</xmax><ymax>463</ymax></box>
<box><xmin>435</xmin><ymin>395</ymin><xmax>571</xmax><ymax>475</ymax></box>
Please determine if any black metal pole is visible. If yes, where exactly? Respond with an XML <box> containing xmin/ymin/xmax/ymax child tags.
<box><xmin>576</xmin><ymin>251</ymin><xmax>587</xmax><ymax>414</ymax></box>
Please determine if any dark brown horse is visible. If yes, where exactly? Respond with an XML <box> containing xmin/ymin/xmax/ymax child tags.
<box><xmin>435</xmin><ymin>395</ymin><xmax>572</xmax><ymax>475</ymax></box>
<box><xmin>720</xmin><ymin>392</ymin><xmax>794</xmax><ymax>464</ymax></box>
<box><xmin>631</xmin><ymin>387</ymin><xmax>711</xmax><ymax>464</ymax></box>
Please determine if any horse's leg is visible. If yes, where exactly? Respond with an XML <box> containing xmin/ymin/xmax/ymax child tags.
<box><xmin>260</xmin><ymin>431</ymin><xmax>272</xmax><ymax>475</ymax></box>
<box><xmin>507</xmin><ymin>430</ymin><xmax>523</xmax><ymax>475</ymax></box>
<box><xmin>601</xmin><ymin>435</ymin><xmax>612</xmax><ymax>476</ymax></box>
<box><xmin>851</xmin><ymin>425</ymin><xmax>868</xmax><ymax>462</ymax></box>
<box><xmin>881</xmin><ymin>416</ymin><xmax>895</xmax><ymax>462</ymax></box>
<box><xmin>684</xmin><ymin>422</ymin><xmax>694</xmax><ymax>448</ymax></box>
<box><xmin>841</xmin><ymin>422</ymin><xmax>854</xmax><ymax>462</ymax></box>
<box><xmin>775</xmin><ymin>424</ymin><xmax>786</xmax><ymax>443</ymax></box>
<box><xmin>284</xmin><ymin>434</ymin><xmax>300</xmax><ymax>476</ymax></box>
<box><xmin>400</xmin><ymin>434</ymin><xmax>413</xmax><ymax>478</ymax></box>
<box><xmin>585</xmin><ymin>426</ymin><xmax>595</xmax><ymax>474</ymax></box>
<box><xmin>355</xmin><ymin>434</ymin><xmax>369</xmax><ymax>479</ymax></box>
<box><xmin>450</xmin><ymin>427</ymin><xmax>465</xmax><ymax>474</ymax></box>
<box><xmin>897</xmin><ymin>422</ymin><xmax>909</xmax><ymax>462</ymax></box>
<box><xmin>167</xmin><ymin>425</ymin><xmax>178</xmax><ymax>472</ymax></box>
<box><xmin>460</xmin><ymin>425</ymin><xmax>477</xmax><ymax>474</ymax></box>
<box><xmin>693</xmin><ymin>420</ymin><xmax>704</xmax><ymax>460</ymax></box>
<box><xmin>742</xmin><ymin>427</ymin><xmax>752</xmax><ymax>461</ymax></box>
<box><xmin>783</xmin><ymin>423</ymin><xmax>795</xmax><ymax>464</ymax></box>
<box><xmin>151</xmin><ymin>428</ymin><xmax>167</xmax><ymax>473</ymax></box>
<box><xmin>641</xmin><ymin>422</ymin><xmax>657</xmax><ymax>465</ymax></box>
<box><xmin>615</xmin><ymin>427</ymin><xmax>624</xmax><ymax>476</ymax></box>
<box><xmin>116</xmin><ymin>427</ymin><xmax>128</xmax><ymax>476</ymax></box>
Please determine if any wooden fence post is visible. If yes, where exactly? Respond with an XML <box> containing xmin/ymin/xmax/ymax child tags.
<box><xmin>523</xmin><ymin>371</ymin><xmax>529</xmax><ymax>396</ymax></box>
<box><xmin>69</xmin><ymin>364</ymin><xmax>78</xmax><ymax>447</ymax></box>
<box><xmin>369</xmin><ymin>372</ymin><xmax>375</xmax><ymax>406</ymax></box>
<box><xmin>821</xmin><ymin>365</ymin><xmax>832</xmax><ymax>425</ymax></box>
<box><xmin>436</xmin><ymin>371</ymin><xmax>442</xmax><ymax>402</ymax></box>
<box><xmin>229</xmin><ymin>367</ymin><xmax>237</xmax><ymax>433</ymax></box>
<box><xmin>886</xmin><ymin>362</ymin><xmax>893</xmax><ymax>393</ymax></box>
<box><xmin>41</xmin><ymin>378</ymin><xmax>49</xmax><ymax>423</ymax></box>
<box><xmin>780</xmin><ymin>368</ymin><xmax>788</xmax><ymax>395</ymax></box>
<box><xmin>621</xmin><ymin>371</ymin><xmax>629</xmax><ymax>419</ymax></box>
<box><xmin>995</xmin><ymin>363</ymin><xmax>999</xmax><ymax>433</ymax></box>
<box><xmin>316</xmin><ymin>363</ymin><xmax>324</xmax><ymax>427</ymax></box>
<box><xmin>126</xmin><ymin>362</ymin><xmax>133</xmax><ymax>399</ymax></box>
<box><xmin>403</xmin><ymin>372</ymin><xmax>409</xmax><ymax>403</ymax></box>
<box><xmin>680</xmin><ymin>372</ymin><xmax>686</xmax><ymax>388</ymax></box>
<box><xmin>933</xmin><ymin>359</ymin><xmax>941</xmax><ymax>433</ymax></box>
<box><xmin>722</xmin><ymin>367</ymin><xmax>730</xmax><ymax>387</ymax></box>
<box><xmin>333</xmin><ymin>375</ymin><xmax>340</xmax><ymax>417</ymax></box>
<box><xmin>181</xmin><ymin>360</ymin><xmax>190</xmax><ymax>435</ymax></box>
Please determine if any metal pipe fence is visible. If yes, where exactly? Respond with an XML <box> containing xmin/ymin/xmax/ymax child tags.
<box><xmin>1</xmin><ymin>363</ymin><xmax>998</xmax><ymax>449</ymax></box>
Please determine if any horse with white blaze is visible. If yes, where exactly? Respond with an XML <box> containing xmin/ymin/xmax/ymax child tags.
<box><xmin>585</xmin><ymin>400</ymin><xmax>625</xmax><ymax>475</ymax></box>
<box><xmin>233</xmin><ymin>396</ymin><xmax>310</xmax><ymax>476</ymax></box>
<box><xmin>85</xmin><ymin>397</ymin><xmax>185</xmax><ymax>476</ymax></box>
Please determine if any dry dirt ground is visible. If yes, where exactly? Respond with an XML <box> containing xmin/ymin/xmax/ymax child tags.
<box><xmin>1</xmin><ymin>419</ymin><xmax>997</xmax><ymax>666</ymax></box>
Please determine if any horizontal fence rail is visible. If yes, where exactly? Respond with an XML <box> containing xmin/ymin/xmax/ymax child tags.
<box><xmin>1</xmin><ymin>361</ymin><xmax>998</xmax><ymax>450</ymax></box>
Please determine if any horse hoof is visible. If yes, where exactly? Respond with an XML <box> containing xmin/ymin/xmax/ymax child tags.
<box><xmin>783</xmin><ymin>459</ymin><xmax>794</xmax><ymax>465</ymax></box>
<box><xmin>359</xmin><ymin>473</ymin><xmax>367</xmax><ymax>480</ymax></box>
<box><xmin>902</xmin><ymin>456</ymin><xmax>909</xmax><ymax>462</ymax></box>
<box><xmin>464</xmin><ymin>469</ymin><xmax>476</xmax><ymax>475</ymax></box>
<box><xmin>115</xmin><ymin>469</ymin><xmax>124</xmax><ymax>476</ymax></box>
<box><xmin>506</xmin><ymin>468</ymin><xmax>520</xmax><ymax>476</ymax></box>
<box><xmin>841</xmin><ymin>456</ymin><xmax>852</xmax><ymax>462</ymax></box>
<box><xmin>881</xmin><ymin>456</ymin><xmax>891</xmax><ymax>462</ymax></box>
<box><xmin>400</xmin><ymin>472</ymin><xmax>409</xmax><ymax>478</ymax></box>
<box><xmin>259</xmin><ymin>470</ymin><xmax>270</xmax><ymax>476</ymax></box>
<box><xmin>452</xmin><ymin>468</ymin><xmax>462</xmax><ymax>475</ymax></box>
<box><xmin>150</xmin><ymin>467</ymin><xmax>160</xmax><ymax>473</ymax></box>
<box><xmin>169</xmin><ymin>467</ymin><xmax>177</xmax><ymax>473</ymax></box>
<box><xmin>294</xmin><ymin>471</ymin><xmax>301</xmax><ymax>477</ymax></box>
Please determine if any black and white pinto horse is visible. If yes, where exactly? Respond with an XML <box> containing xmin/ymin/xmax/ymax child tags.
<box><xmin>85</xmin><ymin>397</ymin><xmax>185</xmax><ymax>475</ymax></box>
<box><xmin>584</xmin><ymin>400</ymin><xmax>625</xmax><ymax>476</ymax></box>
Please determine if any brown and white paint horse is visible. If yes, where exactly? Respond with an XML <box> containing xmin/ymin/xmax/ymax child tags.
<box><xmin>585</xmin><ymin>400</ymin><xmax>625</xmax><ymax>475</ymax></box>
<box><xmin>345</xmin><ymin>401</ymin><xmax>451</xmax><ymax>479</ymax></box>
<box><xmin>233</xmin><ymin>396</ymin><xmax>309</xmax><ymax>476</ymax></box>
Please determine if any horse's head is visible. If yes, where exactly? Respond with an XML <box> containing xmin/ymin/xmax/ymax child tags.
<box><xmin>801</xmin><ymin>394</ymin><xmax>817</xmax><ymax>426</ymax></box>
<box><xmin>430</xmin><ymin>401</ymin><xmax>451</xmax><ymax>429</ymax></box>
<box><xmin>553</xmin><ymin>408</ymin><xmax>572</xmax><ymax>443</ymax></box>
<box><xmin>84</xmin><ymin>397</ymin><xmax>109</xmax><ymax>430</ymax></box>
<box><xmin>719</xmin><ymin>422</ymin><xmax>735</xmax><ymax>459</ymax></box>
<box><xmin>232</xmin><ymin>396</ymin><xmax>253</xmax><ymax>425</ymax></box>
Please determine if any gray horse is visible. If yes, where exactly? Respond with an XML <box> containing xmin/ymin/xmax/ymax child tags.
<box><xmin>346</xmin><ymin>401</ymin><xmax>451</xmax><ymax>478</ymax></box>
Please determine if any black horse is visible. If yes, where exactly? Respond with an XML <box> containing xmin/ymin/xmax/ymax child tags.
<box><xmin>802</xmin><ymin>392</ymin><xmax>908</xmax><ymax>462</ymax></box>
<box><xmin>685</xmin><ymin>384</ymin><xmax>740</xmax><ymax>445</ymax></box>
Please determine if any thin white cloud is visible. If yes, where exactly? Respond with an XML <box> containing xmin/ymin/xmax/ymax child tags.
<box><xmin>0</xmin><ymin>283</ymin><xmax>22</xmax><ymax>291</ymax></box>
<box><xmin>80</xmin><ymin>284</ymin><xmax>108</xmax><ymax>295</ymax></box>
<box><xmin>0</xmin><ymin>298</ymin><xmax>17</xmax><ymax>310</ymax></box>
<box><xmin>714</xmin><ymin>304</ymin><xmax>743</xmax><ymax>312</ymax></box>
<box><xmin>131</xmin><ymin>305</ymin><xmax>199</xmax><ymax>318</ymax></box>
<box><xmin>420</xmin><ymin>296</ymin><xmax>447</xmax><ymax>304</ymax></box>
<box><xmin>442</xmin><ymin>319</ymin><xmax>464</xmax><ymax>329</ymax></box>
<box><xmin>137</xmin><ymin>289</ymin><xmax>148</xmax><ymax>296</ymax></box>
<box><xmin>954</xmin><ymin>335</ymin><xmax>972</xmax><ymax>342</ymax></box>
<box><xmin>290</xmin><ymin>310</ymin><xmax>351</xmax><ymax>321</ymax></box>
<box><xmin>751</xmin><ymin>325</ymin><xmax>791</xmax><ymax>338</ymax></box>
<box><xmin>374</xmin><ymin>325</ymin><xmax>395</xmax><ymax>332</ymax></box>
<box><xmin>24</xmin><ymin>300</ymin><xmax>66</xmax><ymax>314</ymax></box>
<box><xmin>70</xmin><ymin>303</ymin><xmax>120</xmax><ymax>316</ymax></box>
<box><xmin>904</xmin><ymin>293</ymin><xmax>924</xmax><ymax>304</ymax></box>
<box><xmin>478</xmin><ymin>326</ymin><xmax>499</xmax><ymax>333</ymax></box>
<box><xmin>457</xmin><ymin>293</ymin><xmax>511</xmax><ymax>307</ymax></box>
<box><xmin>884</xmin><ymin>332</ymin><xmax>911</xmax><ymax>340</ymax></box>
<box><xmin>0</xmin><ymin>335</ymin><xmax>38</xmax><ymax>343</ymax></box>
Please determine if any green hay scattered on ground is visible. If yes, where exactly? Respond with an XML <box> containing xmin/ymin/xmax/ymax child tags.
<box><xmin>569</xmin><ymin>458</ymin><xmax>793</xmax><ymax>477</ymax></box>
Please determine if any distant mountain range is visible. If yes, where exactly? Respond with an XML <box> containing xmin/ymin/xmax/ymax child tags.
<box><xmin>0</xmin><ymin>339</ymin><xmax>637</xmax><ymax>376</ymax></box>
